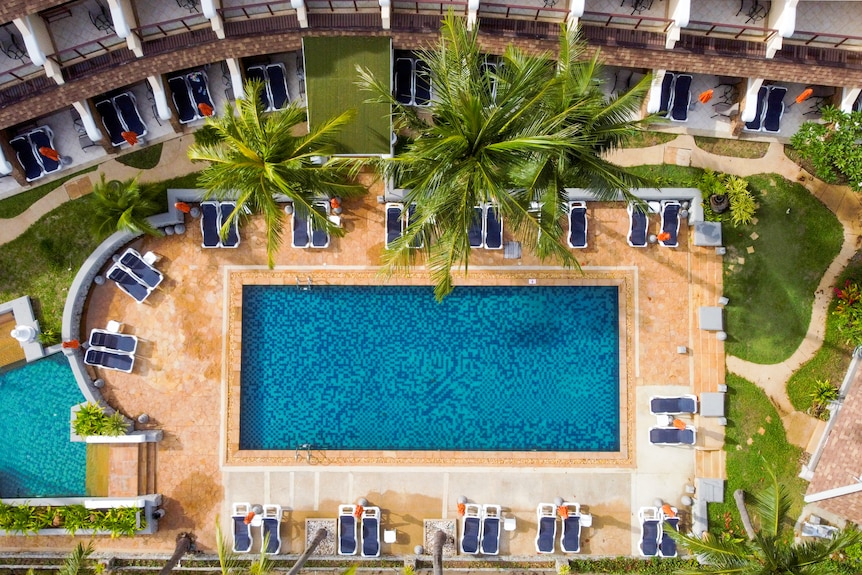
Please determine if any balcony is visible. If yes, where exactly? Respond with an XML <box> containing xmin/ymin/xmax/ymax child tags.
<box><xmin>220</xmin><ymin>0</ymin><xmax>295</xmax><ymax>20</ymax></box>
<box><xmin>478</xmin><ymin>0</ymin><xmax>569</xmax><ymax>25</ymax></box>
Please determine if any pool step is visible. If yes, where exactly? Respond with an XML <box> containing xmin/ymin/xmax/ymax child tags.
<box><xmin>137</xmin><ymin>442</ymin><xmax>157</xmax><ymax>495</ymax></box>
<box><xmin>107</xmin><ymin>444</ymin><xmax>139</xmax><ymax>497</ymax></box>
<box><xmin>696</xmin><ymin>447</ymin><xmax>726</xmax><ymax>480</ymax></box>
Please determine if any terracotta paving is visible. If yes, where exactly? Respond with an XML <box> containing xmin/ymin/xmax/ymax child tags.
<box><xmin>0</xmin><ymin>172</ymin><xmax>723</xmax><ymax>556</ymax></box>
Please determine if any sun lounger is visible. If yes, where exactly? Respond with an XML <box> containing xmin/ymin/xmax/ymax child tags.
<box><xmin>568</xmin><ymin>201</ymin><xmax>587</xmax><ymax>248</ymax></box>
<box><xmin>310</xmin><ymin>221</ymin><xmax>330</xmax><ymax>248</ymax></box>
<box><xmin>669</xmin><ymin>74</ymin><xmax>692</xmax><ymax>122</ymax></box>
<box><xmin>88</xmin><ymin>328</ymin><xmax>138</xmax><ymax>354</ymax></box>
<box><xmin>338</xmin><ymin>504</ymin><xmax>358</xmax><ymax>555</ymax></box>
<box><xmin>361</xmin><ymin>506</ymin><xmax>381</xmax><ymax>558</ymax></box>
<box><xmin>29</xmin><ymin>127</ymin><xmax>61</xmax><ymax>174</ymax></box>
<box><xmin>10</xmin><ymin>134</ymin><xmax>43</xmax><ymax>182</ymax></box>
<box><xmin>480</xmin><ymin>504</ymin><xmax>501</xmax><ymax>555</ymax></box>
<box><xmin>232</xmin><ymin>502</ymin><xmax>253</xmax><ymax>553</ymax></box>
<box><xmin>560</xmin><ymin>502</ymin><xmax>581</xmax><ymax>553</ymax></box>
<box><xmin>262</xmin><ymin>504</ymin><xmax>282</xmax><ymax>555</ymax></box>
<box><xmin>201</xmin><ymin>201</ymin><xmax>221</xmax><ymax>248</ymax></box>
<box><xmin>659</xmin><ymin>200</ymin><xmax>681</xmax><ymax>247</ymax></box>
<box><xmin>187</xmin><ymin>71</ymin><xmax>214</xmax><ymax>118</ymax></box>
<box><xmin>394</xmin><ymin>57</ymin><xmax>413</xmax><ymax>105</ymax></box>
<box><xmin>266</xmin><ymin>63</ymin><xmax>290</xmax><ymax>109</ymax></box>
<box><xmin>119</xmin><ymin>248</ymin><xmax>163</xmax><ymax>289</ymax></box>
<box><xmin>168</xmin><ymin>76</ymin><xmax>196</xmax><ymax>124</ymax></box>
<box><xmin>468</xmin><ymin>205</ymin><xmax>484</xmax><ymax>248</ymax></box>
<box><xmin>650</xmin><ymin>395</ymin><xmax>697</xmax><ymax>415</ymax></box>
<box><xmin>407</xmin><ymin>204</ymin><xmax>423</xmax><ymax>248</ymax></box>
<box><xmin>658</xmin><ymin>73</ymin><xmax>674</xmax><ymax>117</ymax></box>
<box><xmin>84</xmin><ymin>348</ymin><xmax>135</xmax><ymax>372</ymax></box>
<box><xmin>744</xmin><ymin>86</ymin><xmax>767</xmax><ymax>132</ymax></box>
<box><xmin>763</xmin><ymin>86</ymin><xmax>787</xmax><ymax>134</ymax></box>
<box><xmin>627</xmin><ymin>204</ymin><xmax>648</xmax><ymax>247</ymax></box>
<box><xmin>460</xmin><ymin>503</ymin><xmax>481</xmax><ymax>554</ymax></box>
<box><xmin>801</xmin><ymin>521</ymin><xmax>839</xmax><ymax>539</ymax></box>
<box><xmin>95</xmin><ymin>99</ymin><xmax>126</xmax><ymax>146</ymax></box>
<box><xmin>292</xmin><ymin>210</ymin><xmax>310</xmax><ymax>248</ymax></box>
<box><xmin>659</xmin><ymin>507</ymin><xmax>680</xmax><ymax>557</ymax></box>
<box><xmin>638</xmin><ymin>507</ymin><xmax>660</xmax><ymax>557</ymax></box>
<box><xmin>113</xmin><ymin>92</ymin><xmax>147</xmax><ymax>138</ymax></box>
<box><xmin>484</xmin><ymin>203</ymin><xmax>503</xmax><ymax>249</ymax></box>
<box><xmin>414</xmin><ymin>59</ymin><xmax>431</xmax><ymax>106</ymax></box>
<box><xmin>246</xmin><ymin>65</ymin><xmax>271</xmax><ymax>110</ymax></box>
<box><xmin>219</xmin><ymin>201</ymin><xmax>241</xmax><ymax>248</ymax></box>
<box><xmin>107</xmin><ymin>264</ymin><xmax>151</xmax><ymax>303</ymax></box>
<box><xmin>649</xmin><ymin>425</ymin><xmax>697</xmax><ymax>445</ymax></box>
<box><xmin>535</xmin><ymin>503</ymin><xmax>557</xmax><ymax>554</ymax></box>
<box><xmin>385</xmin><ymin>202</ymin><xmax>403</xmax><ymax>247</ymax></box>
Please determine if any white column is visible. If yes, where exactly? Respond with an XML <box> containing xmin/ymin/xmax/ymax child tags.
<box><xmin>72</xmin><ymin>101</ymin><xmax>104</xmax><ymax>142</ymax></box>
<box><xmin>645</xmin><ymin>70</ymin><xmax>667</xmax><ymax>114</ymax></box>
<box><xmin>13</xmin><ymin>16</ymin><xmax>48</xmax><ymax>67</ymax></box>
<box><xmin>565</xmin><ymin>0</ymin><xmax>584</xmax><ymax>27</ymax></box>
<box><xmin>665</xmin><ymin>0</ymin><xmax>690</xmax><ymax>50</ymax></box>
<box><xmin>146</xmin><ymin>76</ymin><xmax>173</xmax><ymax>122</ymax></box>
<box><xmin>379</xmin><ymin>0</ymin><xmax>391</xmax><ymax>30</ymax></box>
<box><xmin>225</xmin><ymin>58</ymin><xmax>244</xmax><ymax>101</ymax></box>
<box><xmin>467</xmin><ymin>0</ymin><xmax>479</xmax><ymax>31</ymax></box>
<box><xmin>0</xmin><ymin>147</ymin><xmax>13</xmax><ymax>176</ymax></box>
<box><xmin>107</xmin><ymin>0</ymin><xmax>142</xmax><ymax>56</ymax></box>
<box><xmin>740</xmin><ymin>78</ymin><xmax>764</xmax><ymax>123</ymax></box>
<box><xmin>291</xmin><ymin>0</ymin><xmax>309</xmax><ymax>28</ymax></box>
<box><xmin>203</xmin><ymin>0</ymin><xmax>226</xmax><ymax>40</ymax></box>
<box><xmin>840</xmin><ymin>87</ymin><xmax>861</xmax><ymax>113</ymax></box>
<box><xmin>765</xmin><ymin>0</ymin><xmax>797</xmax><ymax>58</ymax></box>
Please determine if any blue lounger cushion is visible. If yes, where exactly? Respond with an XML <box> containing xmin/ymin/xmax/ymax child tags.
<box><xmin>266</xmin><ymin>63</ymin><xmax>290</xmax><ymax>109</ymax></box>
<box><xmin>29</xmin><ymin>128</ymin><xmax>61</xmax><ymax>174</ymax></box>
<box><xmin>660</xmin><ymin>201</ymin><xmax>680</xmax><ymax>247</ymax></box>
<box><xmin>107</xmin><ymin>265</ymin><xmax>150</xmax><ymax>303</ymax></box>
<box><xmin>460</xmin><ymin>506</ymin><xmax>481</xmax><ymax>554</ymax></box>
<box><xmin>660</xmin><ymin>516</ymin><xmax>680</xmax><ymax>557</ymax></box>
<box><xmin>114</xmin><ymin>92</ymin><xmax>147</xmax><ymax>137</ymax></box>
<box><xmin>246</xmin><ymin>65</ymin><xmax>271</xmax><ymax>110</ymax></box>
<box><xmin>568</xmin><ymin>201</ymin><xmax>587</xmax><ymax>248</ymax></box>
<box><xmin>187</xmin><ymin>71</ymin><xmax>214</xmax><ymax>117</ymax></box>
<box><xmin>84</xmin><ymin>348</ymin><xmax>134</xmax><ymax>372</ymax></box>
<box><xmin>640</xmin><ymin>517</ymin><xmax>659</xmax><ymax>556</ymax></box>
<box><xmin>627</xmin><ymin>205</ymin><xmax>648</xmax><ymax>247</ymax></box>
<box><xmin>484</xmin><ymin>204</ymin><xmax>503</xmax><ymax>249</ymax></box>
<box><xmin>385</xmin><ymin>203</ymin><xmax>402</xmax><ymax>247</ymax></box>
<box><xmin>536</xmin><ymin>515</ymin><xmax>556</xmax><ymax>553</ymax></box>
<box><xmin>670</xmin><ymin>74</ymin><xmax>692</xmax><ymax>122</ymax></box>
<box><xmin>95</xmin><ymin>99</ymin><xmax>126</xmax><ymax>146</ymax></box>
<box><xmin>120</xmin><ymin>249</ymin><xmax>163</xmax><ymax>289</ymax></box>
<box><xmin>745</xmin><ymin>86</ymin><xmax>768</xmax><ymax>131</ymax></box>
<box><xmin>481</xmin><ymin>511</ymin><xmax>500</xmax><ymax>555</ymax></box>
<box><xmin>394</xmin><ymin>58</ymin><xmax>413</xmax><ymax>105</ymax></box>
<box><xmin>10</xmin><ymin>135</ymin><xmax>43</xmax><ymax>182</ymax></box>
<box><xmin>468</xmin><ymin>206</ymin><xmax>484</xmax><ymax>248</ymax></box>
<box><xmin>169</xmin><ymin>76</ymin><xmax>196</xmax><ymax>124</ymax></box>
<box><xmin>219</xmin><ymin>202</ymin><xmax>240</xmax><ymax>248</ymax></box>
<box><xmin>292</xmin><ymin>211</ymin><xmax>310</xmax><ymax>248</ymax></box>
<box><xmin>338</xmin><ymin>509</ymin><xmax>357</xmax><ymax>555</ymax></box>
<box><xmin>89</xmin><ymin>329</ymin><xmax>137</xmax><ymax>354</ymax></box>
<box><xmin>763</xmin><ymin>86</ymin><xmax>787</xmax><ymax>133</ymax></box>
<box><xmin>658</xmin><ymin>73</ymin><xmax>674</xmax><ymax>116</ymax></box>
<box><xmin>561</xmin><ymin>515</ymin><xmax>581</xmax><ymax>553</ymax></box>
<box><xmin>414</xmin><ymin>59</ymin><xmax>431</xmax><ymax>106</ymax></box>
<box><xmin>201</xmin><ymin>201</ymin><xmax>221</xmax><ymax>248</ymax></box>
<box><xmin>649</xmin><ymin>426</ymin><xmax>696</xmax><ymax>445</ymax></box>
<box><xmin>361</xmin><ymin>507</ymin><xmax>380</xmax><ymax>558</ymax></box>
<box><xmin>650</xmin><ymin>396</ymin><xmax>697</xmax><ymax>415</ymax></box>
<box><xmin>232</xmin><ymin>515</ymin><xmax>252</xmax><ymax>553</ymax></box>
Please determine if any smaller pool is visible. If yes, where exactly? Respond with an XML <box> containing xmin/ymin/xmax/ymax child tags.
<box><xmin>0</xmin><ymin>354</ymin><xmax>87</xmax><ymax>498</ymax></box>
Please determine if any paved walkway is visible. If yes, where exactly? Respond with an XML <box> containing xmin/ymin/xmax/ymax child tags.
<box><xmin>3</xmin><ymin>132</ymin><xmax>859</xmax><ymax>450</ymax></box>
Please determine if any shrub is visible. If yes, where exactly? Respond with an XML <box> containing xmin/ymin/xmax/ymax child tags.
<box><xmin>0</xmin><ymin>502</ymin><xmax>144</xmax><ymax>537</ymax></box>
<box><xmin>38</xmin><ymin>328</ymin><xmax>60</xmax><ymax>346</ymax></box>
<box><xmin>724</xmin><ymin>175</ymin><xmax>756</xmax><ymax>226</ymax></box>
<box><xmin>809</xmin><ymin>379</ymin><xmax>839</xmax><ymax>420</ymax></box>
<box><xmin>790</xmin><ymin>106</ymin><xmax>862</xmax><ymax>188</ymax></box>
<box><xmin>73</xmin><ymin>403</ymin><xmax>128</xmax><ymax>437</ymax></box>
<box><xmin>833</xmin><ymin>280</ymin><xmax>862</xmax><ymax>345</ymax></box>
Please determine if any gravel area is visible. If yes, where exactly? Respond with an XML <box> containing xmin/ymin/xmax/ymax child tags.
<box><xmin>423</xmin><ymin>519</ymin><xmax>457</xmax><ymax>556</ymax></box>
<box><xmin>305</xmin><ymin>519</ymin><xmax>337</xmax><ymax>555</ymax></box>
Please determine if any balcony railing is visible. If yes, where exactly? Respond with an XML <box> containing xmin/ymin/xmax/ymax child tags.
<box><xmin>392</xmin><ymin>0</ymin><xmax>468</xmax><ymax>15</ymax></box>
<box><xmin>685</xmin><ymin>19</ymin><xmax>773</xmax><ymax>42</ymax></box>
<box><xmin>219</xmin><ymin>1</ymin><xmax>294</xmax><ymax>20</ymax></box>
<box><xmin>223</xmin><ymin>14</ymin><xmax>299</xmax><ymax>36</ymax></box>
<box><xmin>306</xmin><ymin>0</ymin><xmax>381</xmax><ymax>12</ymax></box>
<box><xmin>786</xmin><ymin>29</ymin><xmax>862</xmax><ymax>51</ymax></box>
<box><xmin>478</xmin><ymin>2</ymin><xmax>569</xmax><ymax>23</ymax></box>
<box><xmin>580</xmin><ymin>10</ymin><xmax>673</xmax><ymax>33</ymax></box>
<box><xmin>53</xmin><ymin>34</ymin><xmax>127</xmax><ymax>66</ymax></box>
<box><xmin>62</xmin><ymin>47</ymin><xmax>137</xmax><ymax>82</ymax></box>
<box><xmin>0</xmin><ymin>74</ymin><xmax>55</xmax><ymax>108</ymax></box>
<box><xmin>0</xmin><ymin>61</ymin><xmax>45</xmax><ymax>93</ymax></box>
<box><xmin>134</xmin><ymin>13</ymin><xmax>209</xmax><ymax>40</ymax></box>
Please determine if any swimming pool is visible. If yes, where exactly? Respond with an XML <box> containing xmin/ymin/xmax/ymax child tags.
<box><xmin>240</xmin><ymin>285</ymin><xmax>620</xmax><ymax>452</ymax></box>
<box><xmin>0</xmin><ymin>354</ymin><xmax>87</xmax><ymax>497</ymax></box>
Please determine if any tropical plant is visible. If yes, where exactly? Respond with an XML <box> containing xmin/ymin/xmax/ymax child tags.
<box><xmin>38</xmin><ymin>327</ymin><xmax>60</xmax><ymax>346</ymax></box>
<box><xmin>810</xmin><ymin>378</ymin><xmax>839</xmax><ymax>420</ymax></box>
<box><xmin>666</xmin><ymin>464</ymin><xmax>862</xmax><ymax>574</ymax></box>
<box><xmin>791</xmin><ymin>106</ymin><xmax>862</xmax><ymax>188</ymax></box>
<box><xmin>59</xmin><ymin>542</ymin><xmax>96</xmax><ymax>575</ymax></box>
<box><xmin>73</xmin><ymin>403</ymin><xmax>128</xmax><ymax>437</ymax></box>
<box><xmin>834</xmin><ymin>280</ymin><xmax>862</xmax><ymax>344</ymax></box>
<box><xmin>187</xmin><ymin>80</ymin><xmax>366</xmax><ymax>267</ymax></box>
<box><xmin>724</xmin><ymin>174</ymin><xmax>756</xmax><ymax>227</ymax></box>
<box><xmin>89</xmin><ymin>173</ymin><xmax>162</xmax><ymax>239</ymax></box>
<box><xmin>357</xmin><ymin>15</ymin><xmax>650</xmax><ymax>300</ymax></box>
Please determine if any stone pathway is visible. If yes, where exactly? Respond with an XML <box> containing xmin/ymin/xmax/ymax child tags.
<box><xmin>3</xmin><ymin>132</ymin><xmax>859</xmax><ymax>450</ymax></box>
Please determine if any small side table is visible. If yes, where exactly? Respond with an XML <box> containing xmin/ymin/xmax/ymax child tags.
<box><xmin>384</xmin><ymin>529</ymin><xmax>397</xmax><ymax>543</ymax></box>
<box><xmin>503</xmin><ymin>517</ymin><xmax>517</xmax><ymax>531</ymax></box>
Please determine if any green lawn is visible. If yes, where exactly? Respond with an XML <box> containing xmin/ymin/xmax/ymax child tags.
<box><xmin>116</xmin><ymin>143</ymin><xmax>163</xmax><ymax>170</ymax></box>
<box><xmin>723</xmin><ymin>174</ymin><xmax>843</xmax><ymax>363</ymax></box>
<box><xmin>303</xmin><ymin>37</ymin><xmax>391</xmax><ymax>155</ymax></box>
<box><xmin>0</xmin><ymin>166</ymin><xmax>97</xmax><ymax>219</ymax></box>
<box><xmin>708</xmin><ymin>373</ymin><xmax>807</xmax><ymax>534</ymax></box>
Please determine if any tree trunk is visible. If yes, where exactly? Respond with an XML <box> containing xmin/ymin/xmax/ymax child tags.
<box><xmin>431</xmin><ymin>529</ymin><xmax>447</xmax><ymax>575</ymax></box>
<box><xmin>734</xmin><ymin>489</ymin><xmax>756</xmax><ymax>541</ymax></box>
<box><xmin>157</xmin><ymin>532</ymin><xmax>193</xmax><ymax>575</ymax></box>
<box><xmin>287</xmin><ymin>528</ymin><xmax>327</xmax><ymax>575</ymax></box>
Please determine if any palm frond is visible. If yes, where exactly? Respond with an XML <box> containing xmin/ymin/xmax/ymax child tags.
<box><xmin>751</xmin><ymin>463</ymin><xmax>792</xmax><ymax>538</ymax></box>
<box><xmin>215</xmin><ymin>520</ymin><xmax>241</xmax><ymax>575</ymax></box>
<box><xmin>59</xmin><ymin>541</ymin><xmax>94</xmax><ymax>575</ymax></box>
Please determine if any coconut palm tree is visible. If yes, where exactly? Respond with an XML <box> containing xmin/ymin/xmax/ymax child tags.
<box><xmin>58</xmin><ymin>541</ymin><xmax>96</xmax><ymax>575</ymax></box>
<box><xmin>89</xmin><ymin>173</ymin><xmax>162</xmax><ymax>239</ymax></box>
<box><xmin>666</xmin><ymin>466</ymin><xmax>862</xmax><ymax>574</ymax></box>
<box><xmin>358</xmin><ymin>14</ymin><xmax>650</xmax><ymax>300</ymax></box>
<box><xmin>187</xmin><ymin>81</ymin><xmax>366</xmax><ymax>267</ymax></box>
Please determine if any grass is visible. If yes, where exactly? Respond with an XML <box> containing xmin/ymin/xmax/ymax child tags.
<box><xmin>708</xmin><ymin>373</ymin><xmax>807</xmax><ymax>534</ymax></box>
<box><xmin>624</xmin><ymin>164</ymin><xmax>702</xmax><ymax>187</ymax></box>
<box><xmin>116</xmin><ymin>143</ymin><xmax>163</xmax><ymax>170</ymax></box>
<box><xmin>303</xmin><ymin>37</ymin><xmax>390</xmax><ymax>155</ymax></box>
<box><xmin>141</xmin><ymin>171</ymin><xmax>201</xmax><ymax>212</ymax></box>
<box><xmin>624</xmin><ymin>131</ymin><xmax>678</xmax><ymax>148</ymax></box>
<box><xmin>786</xmin><ymin>252</ymin><xmax>862</xmax><ymax>412</ymax></box>
<box><xmin>722</xmin><ymin>174</ymin><xmax>843</xmax><ymax>363</ymax></box>
<box><xmin>0</xmin><ymin>166</ymin><xmax>97</xmax><ymax>219</ymax></box>
<box><xmin>693</xmin><ymin>136</ymin><xmax>769</xmax><ymax>159</ymax></box>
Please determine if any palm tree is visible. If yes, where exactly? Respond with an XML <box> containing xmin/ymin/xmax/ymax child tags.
<box><xmin>666</xmin><ymin>466</ymin><xmax>862</xmax><ymax>574</ymax></box>
<box><xmin>215</xmin><ymin>521</ymin><xmax>340</xmax><ymax>575</ymax></box>
<box><xmin>89</xmin><ymin>173</ymin><xmax>162</xmax><ymax>239</ymax></box>
<box><xmin>358</xmin><ymin>14</ymin><xmax>650</xmax><ymax>300</ymax></box>
<box><xmin>58</xmin><ymin>542</ymin><xmax>96</xmax><ymax>575</ymax></box>
<box><xmin>187</xmin><ymin>81</ymin><xmax>366</xmax><ymax>267</ymax></box>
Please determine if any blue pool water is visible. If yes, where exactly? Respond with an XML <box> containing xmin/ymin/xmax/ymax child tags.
<box><xmin>241</xmin><ymin>285</ymin><xmax>620</xmax><ymax>451</ymax></box>
<box><xmin>0</xmin><ymin>354</ymin><xmax>87</xmax><ymax>497</ymax></box>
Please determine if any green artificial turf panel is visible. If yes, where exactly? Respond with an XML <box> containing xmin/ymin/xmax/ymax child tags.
<box><xmin>722</xmin><ymin>174</ymin><xmax>843</xmax><ymax>364</ymax></box>
<box><xmin>303</xmin><ymin>36</ymin><xmax>391</xmax><ymax>155</ymax></box>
